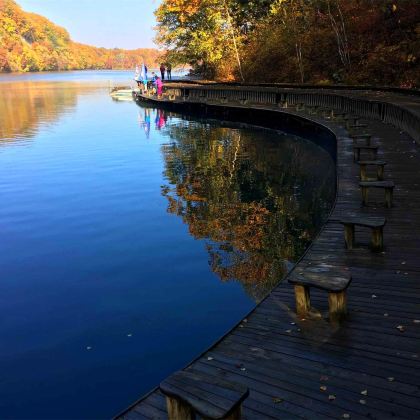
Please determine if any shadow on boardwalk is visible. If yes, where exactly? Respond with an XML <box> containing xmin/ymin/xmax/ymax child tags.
<box><xmin>118</xmin><ymin>91</ymin><xmax>420</xmax><ymax>420</ymax></box>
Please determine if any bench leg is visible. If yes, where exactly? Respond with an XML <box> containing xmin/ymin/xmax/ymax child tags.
<box><xmin>166</xmin><ymin>396</ymin><xmax>194</xmax><ymax>420</ymax></box>
<box><xmin>353</xmin><ymin>148</ymin><xmax>360</xmax><ymax>162</ymax></box>
<box><xmin>377</xmin><ymin>165</ymin><xmax>384</xmax><ymax>181</ymax></box>
<box><xmin>328</xmin><ymin>291</ymin><xmax>347</xmax><ymax>323</ymax></box>
<box><xmin>371</xmin><ymin>227</ymin><xmax>384</xmax><ymax>252</ymax></box>
<box><xmin>225</xmin><ymin>405</ymin><xmax>242</xmax><ymax>420</ymax></box>
<box><xmin>385</xmin><ymin>188</ymin><xmax>393</xmax><ymax>208</ymax></box>
<box><xmin>294</xmin><ymin>285</ymin><xmax>311</xmax><ymax>317</ymax></box>
<box><xmin>343</xmin><ymin>224</ymin><xmax>355</xmax><ymax>249</ymax></box>
<box><xmin>361</xmin><ymin>186</ymin><xmax>368</xmax><ymax>206</ymax></box>
<box><xmin>359</xmin><ymin>164</ymin><xmax>367</xmax><ymax>181</ymax></box>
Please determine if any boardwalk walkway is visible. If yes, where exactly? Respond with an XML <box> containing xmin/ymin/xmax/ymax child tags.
<box><xmin>118</xmin><ymin>90</ymin><xmax>420</xmax><ymax>419</ymax></box>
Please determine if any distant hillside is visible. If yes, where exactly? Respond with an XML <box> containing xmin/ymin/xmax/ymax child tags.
<box><xmin>0</xmin><ymin>0</ymin><xmax>161</xmax><ymax>72</ymax></box>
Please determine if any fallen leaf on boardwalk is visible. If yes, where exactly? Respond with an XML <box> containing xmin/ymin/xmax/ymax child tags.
<box><xmin>243</xmin><ymin>319</ymin><xmax>248</xmax><ymax>323</ymax></box>
<box><xmin>239</xmin><ymin>325</ymin><xmax>244</xmax><ymax>328</ymax></box>
<box><xmin>320</xmin><ymin>386</ymin><xmax>327</xmax><ymax>391</ymax></box>
<box><xmin>387</xmin><ymin>377</ymin><xmax>395</xmax><ymax>382</ymax></box>
<box><xmin>240</xmin><ymin>367</ymin><xmax>246</xmax><ymax>371</ymax></box>
<box><xmin>371</xmin><ymin>294</ymin><xmax>377</xmax><ymax>298</ymax></box>
<box><xmin>127</xmin><ymin>334</ymin><xmax>132</xmax><ymax>337</ymax></box>
<box><xmin>286</xmin><ymin>329</ymin><xmax>292</xmax><ymax>333</ymax></box>
<box><xmin>401</xmin><ymin>261</ymin><xmax>406</xmax><ymax>265</ymax></box>
<box><xmin>396</xmin><ymin>325</ymin><xmax>406</xmax><ymax>332</ymax></box>
<box><xmin>384</xmin><ymin>313</ymin><xmax>389</xmax><ymax>317</ymax></box>
<box><xmin>414</xmin><ymin>320</ymin><xmax>420</xmax><ymax>324</ymax></box>
<box><xmin>290</xmin><ymin>322</ymin><xmax>296</xmax><ymax>325</ymax></box>
<box><xmin>86</xmin><ymin>346</ymin><xmax>92</xmax><ymax>350</ymax></box>
<box><xmin>320</xmin><ymin>375</ymin><xmax>329</xmax><ymax>381</ymax></box>
<box><xmin>273</xmin><ymin>398</ymin><xmax>283</xmax><ymax>404</ymax></box>
<box><xmin>342</xmin><ymin>414</ymin><xmax>350</xmax><ymax>419</ymax></box>
<box><xmin>328</xmin><ymin>394</ymin><xmax>336</xmax><ymax>401</ymax></box>
<box><xmin>359</xmin><ymin>399</ymin><xmax>366</xmax><ymax>405</ymax></box>
<box><xmin>361</xmin><ymin>390</ymin><xmax>368</xmax><ymax>396</ymax></box>
<box><xmin>207</xmin><ymin>357</ymin><xmax>214</xmax><ymax>361</ymax></box>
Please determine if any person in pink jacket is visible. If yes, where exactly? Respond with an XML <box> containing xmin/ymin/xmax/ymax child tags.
<box><xmin>152</xmin><ymin>72</ymin><xmax>163</xmax><ymax>98</ymax></box>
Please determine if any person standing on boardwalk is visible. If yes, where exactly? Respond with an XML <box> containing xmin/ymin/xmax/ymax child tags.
<box><xmin>166</xmin><ymin>63</ymin><xmax>172</xmax><ymax>80</ymax></box>
<box><xmin>160</xmin><ymin>63</ymin><xmax>166</xmax><ymax>80</ymax></box>
<box><xmin>152</xmin><ymin>72</ymin><xmax>163</xmax><ymax>98</ymax></box>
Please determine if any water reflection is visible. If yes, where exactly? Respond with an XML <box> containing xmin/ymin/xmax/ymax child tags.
<box><xmin>157</xmin><ymin>114</ymin><xmax>336</xmax><ymax>301</ymax></box>
<box><xmin>0</xmin><ymin>82</ymin><xmax>100</xmax><ymax>141</ymax></box>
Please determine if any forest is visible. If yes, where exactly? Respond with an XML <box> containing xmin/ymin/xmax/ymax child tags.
<box><xmin>0</xmin><ymin>0</ymin><xmax>160</xmax><ymax>72</ymax></box>
<box><xmin>155</xmin><ymin>0</ymin><xmax>420</xmax><ymax>87</ymax></box>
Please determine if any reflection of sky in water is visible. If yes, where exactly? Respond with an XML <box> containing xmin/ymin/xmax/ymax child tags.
<box><xmin>0</xmin><ymin>74</ymin><xmax>335</xmax><ymax>418</ymax></box>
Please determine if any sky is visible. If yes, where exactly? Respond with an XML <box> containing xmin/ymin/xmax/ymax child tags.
<box><xmin>17</xmin><ymin>0</ymin><xmax>161</xmax><ymax>49</ymax></box>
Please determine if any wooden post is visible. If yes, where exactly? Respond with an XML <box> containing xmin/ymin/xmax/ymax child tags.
<box><xmin>359</xmin><ymin>164</ymin><xmax>367</xmax><ymax>181</ymax></box>
<box><xmin>294</xmin><ymin>285</ymin><xmax>310</xmax><ymax>317</ymax></box>
<box><xmin>343</xmin><ymin>224</ymin><xmax>355</xmax><ymax>249</ymax></box>
<box><xmin>225</xmin><ymin>406</ymin><xmax>242</xmax><ymax>420</ymax></box>
<box><xmin>377</xmin><ymin>165</ymin><xmax>384</xmax><ymax>181</ymax></box>
<box><xmin>361</xmin><ymin>186</ymin><xmax>369</xmax><ymax>206</ymax></box>
<box><xmin>385</xmin><ymin>188</ymin><xmax>393</xmax><ymax>208</ymax></box>
<box><xmin>166</xmin><ymin>396</ymin><xmax>194</xmax><ymax>420</ymax></box>
<box><xmin>328</xmin><ymin>291</ymin><xmax>347</xmax><ymax>323</ymax></box>
<box><xmin>371</xmin><ymin>227</ymin><xmax>384</xmax><ymax>252</ymax></box>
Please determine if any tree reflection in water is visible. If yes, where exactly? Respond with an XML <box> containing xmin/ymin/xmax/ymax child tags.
<box><xmin>159</xmin><ymin>114</ymin><xmax>336</xmax><ymax>302</ymax></box>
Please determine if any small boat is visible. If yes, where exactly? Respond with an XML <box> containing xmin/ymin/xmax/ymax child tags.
<box><xmin>110</xmin><ymin>86</ymin><xmax>137</xmax><ymax>101</ymax></box>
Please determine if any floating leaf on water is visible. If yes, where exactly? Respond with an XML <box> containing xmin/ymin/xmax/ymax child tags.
<box><xmin>328</xmin><ymin>394</ymin><xmax>336</xmax><ymax>401</ymax></box>
<box><xmin>361</xmin><ymin>390</ymin><xmax>368</xmax><ymax>396</ymax></box>
<box><xmin>86</xmin><ymin>346</ymin><xmax>92</xmax><ymax>350</ymax></box>
<box><xmin>240</xmin><ymin>367</ymin><xmax>246</xmax><ymax>371</ymax></box>
<box><xmin>207</xmin><ymin>357</ymin><xmax>214</xmax><ymax>361</ymax></box>
<box><xmin>359</xmin><ymin>399</ymin><xmax>366</xmax><ymax>405</ymax></box>
<box><xmin>401</xmin><ymin>261</ymin><xmax>406</xmax><ymax>265</ymax></box>
<box><xmin>343</xmin><ymin>414</ymin><xmax>350</xmax><ymax>419</ymax></box>
<box><xmin>320</xmin><ymin>386</ymin><xmax>327</xmax><ymax>391</ymax></box>
<box><xmin>290</xmin><ymin>322</ymin><xmax>296</xmax><ymax>325</ymax></box>
<box><xmin>384</xmin><ymin>313</ymin><xmax>389</xmax><ymax>317</ymax></box>
<box><xmin>127</xmin><ymin>334</ymin><xmax>132</xmax><ymax>337</ymax></box>
<box><xmin>396</xmin><ymin>325</ymin><xmax>406</xmax><ymax>332</ymax></box>
<box><xmin>387</xmin><ymin>377</ymin><xmax>395</xmax><ymax>382</ymax></box>
<box><xmin>371</xmin><ymin>294</ymin><xmax>377</xmax><ymax>298</ymax></box>
<box><xmin>273</xmin><ymin>398</ymin><xmax>283</xmax><ymax>404</ymax></box>
<box><xmin>286</xmin><ymin>329</ymin><xmax>292</xmax><ymax>333</ymax></box>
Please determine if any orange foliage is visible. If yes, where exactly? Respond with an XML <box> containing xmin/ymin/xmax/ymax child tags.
<box><xmin>0</xmin><ymin>0</ymin><xmax>161</xmax><ymax>72</ymax></box>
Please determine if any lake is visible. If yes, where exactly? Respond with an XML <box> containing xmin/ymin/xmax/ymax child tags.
<box><xmin>0</xmin><ymin>70</ymin><xmax>335</xmax><ymax>418</ymax></box>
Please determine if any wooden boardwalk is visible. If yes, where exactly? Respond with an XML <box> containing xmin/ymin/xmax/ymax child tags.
<box><xmin>118</xmin><ymin>94</ymin><xmax>420</xmax><ymax>419</ymax></box>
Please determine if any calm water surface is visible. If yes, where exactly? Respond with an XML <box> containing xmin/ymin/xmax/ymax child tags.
<box><xmin>0</xmin><ymin>71</ymin><xmax>335</xmax><ymax>418</ymax></box>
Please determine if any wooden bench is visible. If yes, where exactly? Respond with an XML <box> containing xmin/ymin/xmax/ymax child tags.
<box><xmin>160</xmin><ymin>370</ymin><xmax>249</xmax><ymax>420</ymax></box>
<box><xmin>305</xmin><ymin>105</ymin><xmax>320</xmax><ymax>115</ymax></box>
<box><xmin>359</xmin><ymin>180</ymin><xmax>395</xmax><ymax>208</ymax></box>
<box><xmin>344</xmin><ymin>115</ymin><xmax>361</xmax><ymax>125</ymax></box>
<box><xmin>353</xmin><ymin>144</ymin><xmax>378</xmax><ymax>162</ymax></box>
<box><xmin>288</xmin><ymin>264</ymin><xmax>352</xmax><ymax>323</ymax></box>
<box><xmin>338</xmin><ymin>215</ymin><xmax>386</xmax><ymax>251</ymax></box>
<box><xmin>348</xmin><ymin>123</ymin><xmax>368</xmax><ymax>130</ymax></box>
<box><xmin>331</xmin><ymin>111</ymin><xmax>347</xmax><ymax>119</ymax></box>
<box><xmin>358</xmin><ymin>160</ymin><xmax>387</xmax><ymax>181</ymax></box>
<box><xmin>350</xmin><ymin>133</ymin><xmax>372</xmax><ymax>145</ymax></box>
